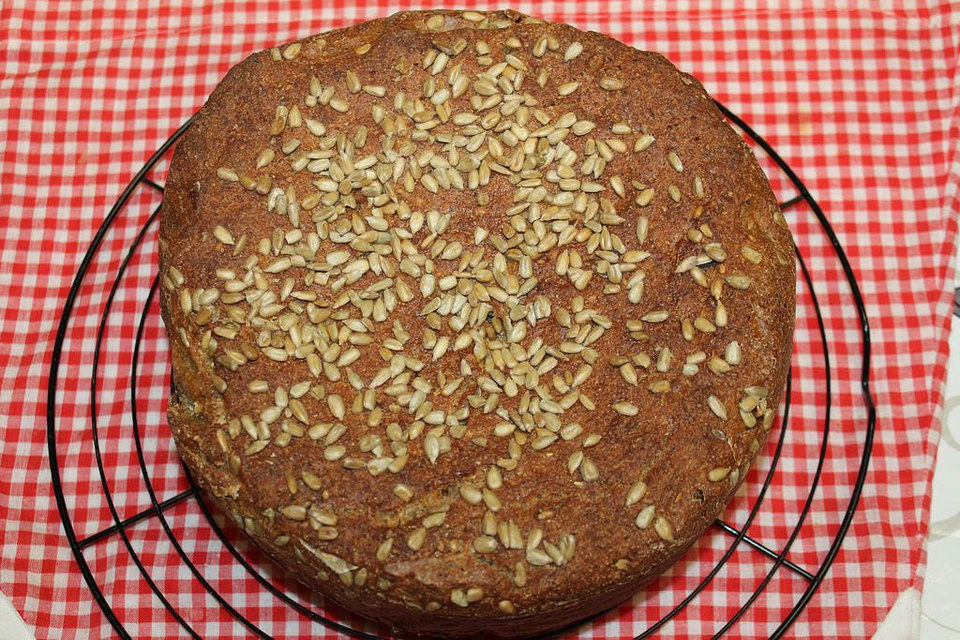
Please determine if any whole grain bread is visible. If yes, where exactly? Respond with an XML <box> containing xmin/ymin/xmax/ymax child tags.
<box><xmin>159</xmin><ymin>9</ymin><xmax>795</xmax><ymax>638</ymax></box>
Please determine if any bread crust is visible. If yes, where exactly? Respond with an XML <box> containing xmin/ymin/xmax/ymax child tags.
<box><xmin>159</xmin><ymin>10</ymin><xmax>795</xmax><ymax>638</ymax></box>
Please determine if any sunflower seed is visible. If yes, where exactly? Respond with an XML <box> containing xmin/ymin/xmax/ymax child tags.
<box><xmin>459</xmin><ymin>484</ymin><xmax>483</xmax><ymax>504</ymax></box>
<box><xmin>654</xmin><ymin>516</ymin><xmax>675</xmax><ymax>542</ymax></box>
<box><xmin>580</xmin><ymin>457</ymin><xmax>599</xmax><ymax>482</ymax></box>
<box><xmin>376</xmin><ymin>538</ymin><xmax>394</xmax><ymax>561</ymax></box>
<box><xmin>626</xmin><ymin>480</ymin><xmax>648</xmax><ymax>506</ymax></box>
<box><xmin>327</xmin><ymin>394</ymin><xmax>345</xmax><ymax>420</ymax></box>
<box><xmin>599</xmin><ymin>77</ymin><xmax>624</xmax><ymax>90</ymax></box>
<box><xmin>474</xmin><ymin>536</ymin><xmax>498</xmax><ymax>553</ymax></box>
<box><xmin>450</xmin><ymin>588</ymin><xmax>469</xmax><ymax>607</ymax></box>
<box><xmin>741</xmin><ymin>246</ymin><xmax>762</xmax><ymax>263</ymax></box>
<box><xmin>707</xmin><ymin>395</ymin><xmax>728</xmax><ymax>420</ymax></box>
<box><xmin>642</xmin><ymin>310</ymin><xmax>669</xmax><ymax>323</ymax></box>
<box><xmin>408</xmin><ymin>527</ymin><xmax>427</xmax><ymax>551</ymax></box>
<box><xmin>708</xmin><ymin>467</ymin><xmax>731</xmax><ymax>482</ymax></box>
<box><xmin>282</xmin><ymin>42</ymin><xmax>301</xmax><ymax>60</ymax></box>
<box><xmin>526</xmin><ymin>548</ymin><xmax>552</xmax><ymax>566</ymax></box>
<box><xmin>564</xmin><ymin>41</ymin><xmax>583</xmax><ymax>61</ymax></box>
<box><xmin>667</xmin><ymin>151</ymin><xmax>683</xmax><ymax>172</ymax></box>
<box><xmin>216</xmin><ymin>167</ymin><xmax>239</xmax><ymax>182</ymax></box>
<box><xmin>725</xmin><ymin>341</ymin><xmax>742</xmax><ymax>365</ymax></box>
<box><xmin>281</xmin><ymin>505</ymin><xmax>306</xmax><ymax>520</ymax></box>
<box><xmin>613</xmin><ymin>402</ymin><xmax>639</xmax><ymax>416</ymax></box>
<box><xmin>635</xmin><ymin>504</ymin><xmax>655</xmax><ymax>529</ymax></box>
<box><xmin>634</xmin><ymin>134</ymin><xmax>655</xmax><ymax>152</ymax></box>
<box><xmin>620</xmin><ymin>362</ymin><xmax>638</xmax><ymax>385</ymax></box>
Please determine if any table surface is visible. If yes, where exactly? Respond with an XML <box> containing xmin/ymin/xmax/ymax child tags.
<box><xmin>921</xmin><ymin>275</ymin><xmax>960</xmax><ymax>637</ymax></box>
<box><xmin>1</xmin><ymin>3</ymin><xmax>957</xmax><ymax>638</ymax></box>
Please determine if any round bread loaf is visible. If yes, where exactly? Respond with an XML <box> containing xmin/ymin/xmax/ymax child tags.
<box><xmin>159</xmin><ymin>9</ymin><xmax>795</xmax><ymax>638</ymax></box>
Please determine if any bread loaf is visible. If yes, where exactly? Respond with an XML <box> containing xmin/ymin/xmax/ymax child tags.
<box><xmin>159</xmin><ymin>10</ymin><xmax>795</xmax><ymax>637</ymax></box>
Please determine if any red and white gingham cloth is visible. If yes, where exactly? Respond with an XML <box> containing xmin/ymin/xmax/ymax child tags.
<box><xmin>1</xmin><ymin>1</ymin><xmax>958</xmax><ymax>638</ymax></box>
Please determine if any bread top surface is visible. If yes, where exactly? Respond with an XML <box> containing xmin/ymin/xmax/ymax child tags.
<box><xmin>159</xmin><ymin>8</ymin><xmax>795</xmax><ymax>627</ymax></box>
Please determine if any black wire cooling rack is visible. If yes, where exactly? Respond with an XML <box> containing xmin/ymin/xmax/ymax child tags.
<box><xmin>46</xmin><ymin>104</ymin><xmax>877</xmax><ymax>640</ymax></box>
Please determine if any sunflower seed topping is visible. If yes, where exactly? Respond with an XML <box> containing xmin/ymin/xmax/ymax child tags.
<box><xmin>654</xmin><ymin>516</ymin><xmax>675</xmax><ymax>542</ymax></box>
<box><xmin>175</xmin><ymin>14</ymin><xmax>782</xmax><ymax>602</ymax></box>
<box><xmin>708</xmin><ymin>467</ymin><xmax>730</xmax><ymax>482</ymax></box>
<box><xmin>599</xmin><ymin>77</ymin><xmax>624</xmax><ymax>90</ymax></box>
<box><xmin>667</xmin><ymin>151</ymin><xmax>683</xmax><ymax>172</ymax></box>
<box><xmin>635</xmin><ymin>504</ymin><xmax>656</xmax><ymax>529</ymax></box>
<box><xmin>626</xmin><ymin>480</ymin><xmax>648</xmax><ymax>506</ymax></box>
<box><xmin>564</xmin><ymin>41</ymin><xmax>583</xmax><ymax>61</ymax></box>
<box><xmin>613</xmin><ymin>402</ymin><xmax>639</xmax><ymax>416</ymax></box>
<box><xmin>707</xmin><ymin>395</ymin><xmax>728</xmax><ymax>420</ymax></box>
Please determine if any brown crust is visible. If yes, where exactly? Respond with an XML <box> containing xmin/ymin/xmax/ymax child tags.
<box><xmin>159</xmin><ymin>10</ymin><xmax>795</xmax><ymax>638</ymax></box>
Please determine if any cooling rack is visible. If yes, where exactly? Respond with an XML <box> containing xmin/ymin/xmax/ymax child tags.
<box><xmin>46</xmin><ymin>105</ymin><xmax>876</xmax><ymax>639</ymax></box>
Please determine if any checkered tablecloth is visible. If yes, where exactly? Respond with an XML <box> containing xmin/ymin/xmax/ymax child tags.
<box><xmin>1</xmin><ymin>1</ymin><xmax>957</xmax><ymax>638</ymax></box>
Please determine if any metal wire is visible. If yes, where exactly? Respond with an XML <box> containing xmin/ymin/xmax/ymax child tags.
<box><xmin>46</xmin><ymin>105</ymin><xmax>876</xmax><ymax>639</ymax></box>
